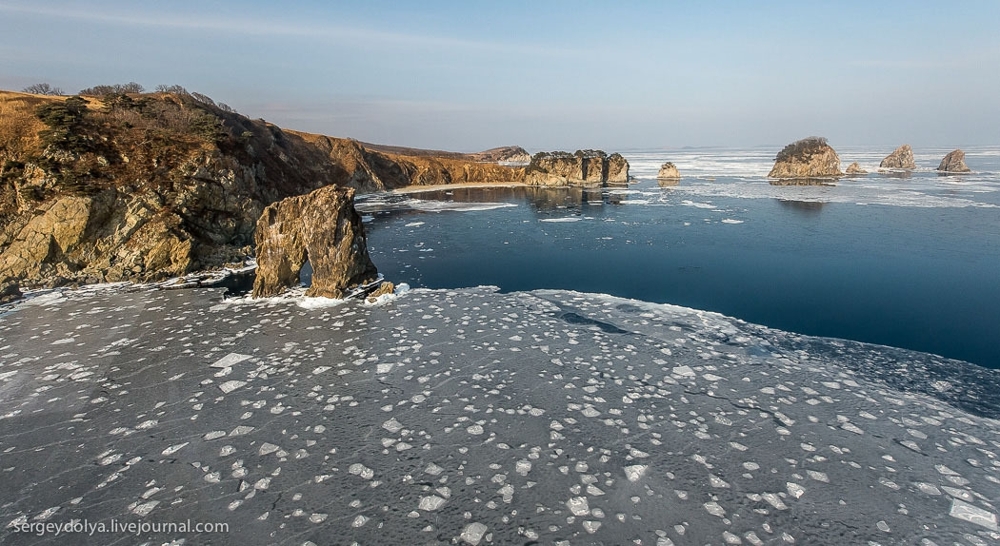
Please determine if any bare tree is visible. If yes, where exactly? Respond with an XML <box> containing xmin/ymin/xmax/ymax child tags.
<box><xmin>190</xmin><ymin>92</ymin><xmax>217</xmax><ymax>107</ymax></box>
<box><xmin>79</xmin><ymin>82</ymin><xmax>146</xmax><ymax>96</ymax></box>
<box><xmin>155</xmin><ymin>84</ymin><xmax>189</xmax><ymax>94</ymax></box>
<box><xmin>22</xmin><ymin>83</ymin><xmax>64</xmax><ymax>95</ymax></box>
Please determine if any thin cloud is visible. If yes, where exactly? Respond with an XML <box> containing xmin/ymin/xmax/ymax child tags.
<box><xmin>0</xmin><ymin>2</ymin><xmax>579</xmax><ymax>57</ymax></box>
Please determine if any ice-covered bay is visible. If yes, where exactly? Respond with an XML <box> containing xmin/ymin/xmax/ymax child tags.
<box><xmin>1</xmin><ymin>285</ymin><xmax>998</xmax><ymax>545</ymax></box>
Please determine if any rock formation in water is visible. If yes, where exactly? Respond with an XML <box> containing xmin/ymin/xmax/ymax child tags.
<box><xmin>252</xmin><ymin>186</ymin><xmax>378</xmax><ymax>299</ymax></box>
<box><xmin>845</xmin><ymin>162</ymin><xmax>867</xmax><ymax>175</ymax></box>
<box><xmin>937</xmin><ymin>149</ymin><xmax>971</xmax><ymax>173</ymax></box>
<box><xmin>525</xmin><ymin>150</ymin><xmax>629</xmax><ymax>186</ymax></box>
<box><xmin>656</xmin><ymin>162</ymin><xmax>681</xmax><ymax>185</ymax></box>
<box><xmin>767</xmin><ymin>137</ymin><xmax>842</xmax><ymax>179</ymax></box>
<box><xmin>0</xmin><ymin>90</ymin><xmax>524</xmax><ymax>287</ymax></box>
<box><xmin>879</xmin><ymin>145</ymin><xmax>916</xmax><ymax>170</ymax></box>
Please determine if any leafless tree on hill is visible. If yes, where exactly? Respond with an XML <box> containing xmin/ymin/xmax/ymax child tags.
<box><xmin>22</xmin><ymin>83</ymin><xmax>64</xmax><ymax>96</ymax></box>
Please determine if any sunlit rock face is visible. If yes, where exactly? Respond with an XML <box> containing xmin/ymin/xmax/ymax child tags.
<box><xmin>657</xmin><ymin>162</ymin><xmax>681</xmax><ymax>185</ymax></box>
<box><xmin>880</xmin><ymin>144</ymin><xmax>916</xmax><ymax>170</ymax></box>
<box><xmin>846</xmin><ymin>162</ymin><xmax>867</xmax><ymax>175</ymax></box>
<box><xmin>526</xmin><ymin>150</ymin><xmax>630</xmax><ymax>186</ymax></box>
<box><xmin>937</xmin><ymin>149</ymin><xmax>971</xmax><ymax>173</ymax></box>
<box><xmin>768</xmin><ymin>137</ymin><xmax>842</xmax><ymax>179</ymax></box>
<box><xmin>252</xmin><ymin>185</ymin><xmax>378</xmax><ymax>299</ymax></box>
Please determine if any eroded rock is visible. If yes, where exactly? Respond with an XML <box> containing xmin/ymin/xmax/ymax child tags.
<box><xmin>880</xmin><ymin>145</ymin><xmax>916</xmax><ymax>170</ymax></box>
<box><xmin>252</xmin><ymin>186</ymin><xmax>377</xmax><ymax>299</ymax></box>
<box><xmin>937</xmin><ymin>150</ymin><xmax>971</xmax><ymax>173</ymax></box>
<box><xmin>768</xmin><ymin>137</ymin><xmax>842</xmax><ymax>179</ymax></box>
<box><xmin>525</xmin><ymin>150</ymin><xmax>629</xmax><ymax>186</ymax></box>
<box><xmin>366</xmin><ymin>281</ymin><xmax>395</xmax><ymax>303</ymax></box>
<box><xmin>846</xmin><ymin>162</ymin><xmax>867</xmax><ymax>175</ymax></box>
<box><xmin>657</xmin><ymin>162</ymin><xmax>681</xmax><ymax>185</ymax></box>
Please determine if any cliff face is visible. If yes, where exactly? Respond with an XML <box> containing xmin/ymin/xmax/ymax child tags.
<box><xmin>295</xmin><ymin>133</ymin><xmax>525</xmax><ymax>192</ymax></box>
<box><xmin>0</xmin><ymin>91</ymin><xmax>525</xmax><ymax>286</ymax></box>
<box><xmin>525</xmin><ymin>150</ymin><xmax>629</xmax><ymax>186</ymax></box>
<box><xmin>767</xmin><ymin>137</ymin><xmax>842</xmax><ymax>179</ymax></box>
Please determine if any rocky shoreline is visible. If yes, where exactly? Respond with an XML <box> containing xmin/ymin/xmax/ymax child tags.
<box><xmin>0</xmin><ymin>89</ymin><xmax>984</xmax><ymax>295</ymax></box>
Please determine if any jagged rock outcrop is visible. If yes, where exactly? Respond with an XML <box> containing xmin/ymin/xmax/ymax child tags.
<box><xmin>525</xmin><ymin>150</ymin><xmax>629</xmax><ymax>186</ymax></box>
<box><xmin>879</xmin><ymin>145</ymin><xmax>916</xmax><ymax>170</ymax></box>
<box><xmin>767</xmin><ymin>137</ymin><xmax>842</xmax><ymax>179</ymax></box>
<box><xmin>937</xmin><ymin>149</ymin><xmax>971</xmax><ymax>173</ymax></box>
<box><xmin>656</xmin><ymin>162</ymin><xmax>680</xmax><ymax>185</ymax></box>
<box><xmin>845</xmin><ymin>162</ymin><xmax>867</xmax><ymax>175</ymax></box>
<box><xmin>0</xmin><ymin>90</ymin><xmax>525</xmax><ymax>286</ymax></box>
<box><xmin>366</xmin><ymin>281</ymin><xmax>395</xmax><ymax>303</ymax></box>
<box><xmin>0</xmin><ymin>281</ymin><xmax>21</xmax><ymax>303</ymax></box>
<box><xmin>252</xmin><ymin>186</ymin><xmax>378</xmax><ymax>299</ymax></box>
<box><xmin>469</xmin><ymin>146</ymin><xmax>531</xmax><ymax>164</ymax></box>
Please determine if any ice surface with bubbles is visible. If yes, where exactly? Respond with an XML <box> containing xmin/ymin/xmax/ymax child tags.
<box><xmin>1</xmin><ymin>284</ymin><xmax>999</xmax><ymax>545</ymax></box>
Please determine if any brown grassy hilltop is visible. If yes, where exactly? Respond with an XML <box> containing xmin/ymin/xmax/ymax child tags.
<box><xmin>0</xmin><ymin>89</ymin><xmax>524</xmax><ymax>286</ymax></box>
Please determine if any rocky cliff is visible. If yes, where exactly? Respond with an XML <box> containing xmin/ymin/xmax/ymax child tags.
<box><xmin>767</xmin><ymin>137</ymin><xmax>842</xmax><ymax>179</ymax></box>
<box><xmin>525</xmin><ymin>150</ymin><xmax>629</xmax><ymax>186</ymax></box>
<box><xmin>879</xmin><ymin>144</ymin><xmax>916</xmax><ymax>170</ymax></box>
<box><xmin>252</xmin><ymin>186</ymin><xmax>378</xmax><ymax>299</ymax></box>
<box><xmin>0</xmin><ymin>90</ymin><xmax>524</xmax><ymax>286</ymax></box>
<box><xmin>937</xmin><ymin>149</ymin><xmax>971</xmax><ymax>173</ymax></box>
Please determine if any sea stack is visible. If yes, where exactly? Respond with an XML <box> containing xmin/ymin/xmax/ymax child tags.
<box><xmin>845</xmin><ymin>162</ymin><xmax>867</xmax><ymax>175</ymax></box>
<box><xmin>879</xmin><ymin>145</ymin><xmax>916</xmax><ymax>170</ymax></box>
<box><xmin>525</xmin><ymin>150</ymin><xmax>630</xmax><ymax>186</ymax></box>
<box><xmin>767</xmin><ymin>137</ymin><xmax>842</xmax><ymax>179</ymax></box>
<box><xmin>656</xmin><ymin>162</ymin><xmax>681</xmax><ymax>186</ymax></box>
<box><xmin>252</xmin><ymin>186</ymin><xmax>379</xmax><ymax>299</ymax></box>
<box><xmin>937</xmin><ymin>149</ymin><xmax>971</xmax><ymax>173</ymax></box>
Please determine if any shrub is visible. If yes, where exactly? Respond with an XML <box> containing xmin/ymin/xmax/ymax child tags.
<box><xmin>35</xmin><ymin>96</ymin><xmax>92</xmax><ymax>152</ymax></box>
<box><xmin>775</xmin><ymin>137</ymin><xmax>828</xmax><ymax>162</ymax></box>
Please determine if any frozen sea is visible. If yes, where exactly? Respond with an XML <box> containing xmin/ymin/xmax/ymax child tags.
<box><xmin>0</xmin><ymin>147</ymin><xmax>999</xmax><ymax>545</ymax></box>
<box><xmin>359</xmin><ymin>147</ymin><xmax>1000</xmax><ymax>370</ymax></box>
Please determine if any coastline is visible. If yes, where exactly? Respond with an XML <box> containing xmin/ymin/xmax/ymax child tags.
<box><xmin>389</xmin><ymin>181</ymin><xmax>529</xmax><ymax>195</ymax></box>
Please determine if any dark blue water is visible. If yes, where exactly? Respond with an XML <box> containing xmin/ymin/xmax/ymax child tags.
<box><xmin>360</xmin><ymin>150</ymin><xmax>1000</xmax><ymax>369</ymax></box>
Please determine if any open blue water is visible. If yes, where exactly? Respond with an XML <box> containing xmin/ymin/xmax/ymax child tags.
<box><xmin>358</xmin><ymin>147</ymin><xmax>1000</xmax><ymax>369</ymax></box>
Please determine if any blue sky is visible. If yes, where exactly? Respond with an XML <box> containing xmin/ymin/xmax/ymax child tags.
<box><xmin>1</xmin><ymin>1</ymin><xmax>998</xmax><ymax>151</ymax></box>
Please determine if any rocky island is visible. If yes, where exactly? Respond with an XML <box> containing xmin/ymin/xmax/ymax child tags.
<box><xmin>937</xmin><ymin>149</ymin><xmax>971</xmax><ymax>173</ymax></box>
<box><xmin>656</xmin><ymin>162</ymin><xmax>681</xmax><ymax>185</ymax></box>
<box><xmin>880</xmin><ymin>144</ymin><xmax>916</xmax><ymax>170</ymax></box>
<box><xmin>524</xmin><ymin>150</ymin><xmax>629</xmax><ymax>186</ymax></box>
<box><xmin>767</xmin><ymin>136</ymin><xmax>843</xmax><ymax>180</ymax></box>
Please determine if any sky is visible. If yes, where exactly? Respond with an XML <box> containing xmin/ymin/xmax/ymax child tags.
<box><xmin>1</xmin><ymin>1</ymin><xmax>998</xmax><ymax>152</ymax></box>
